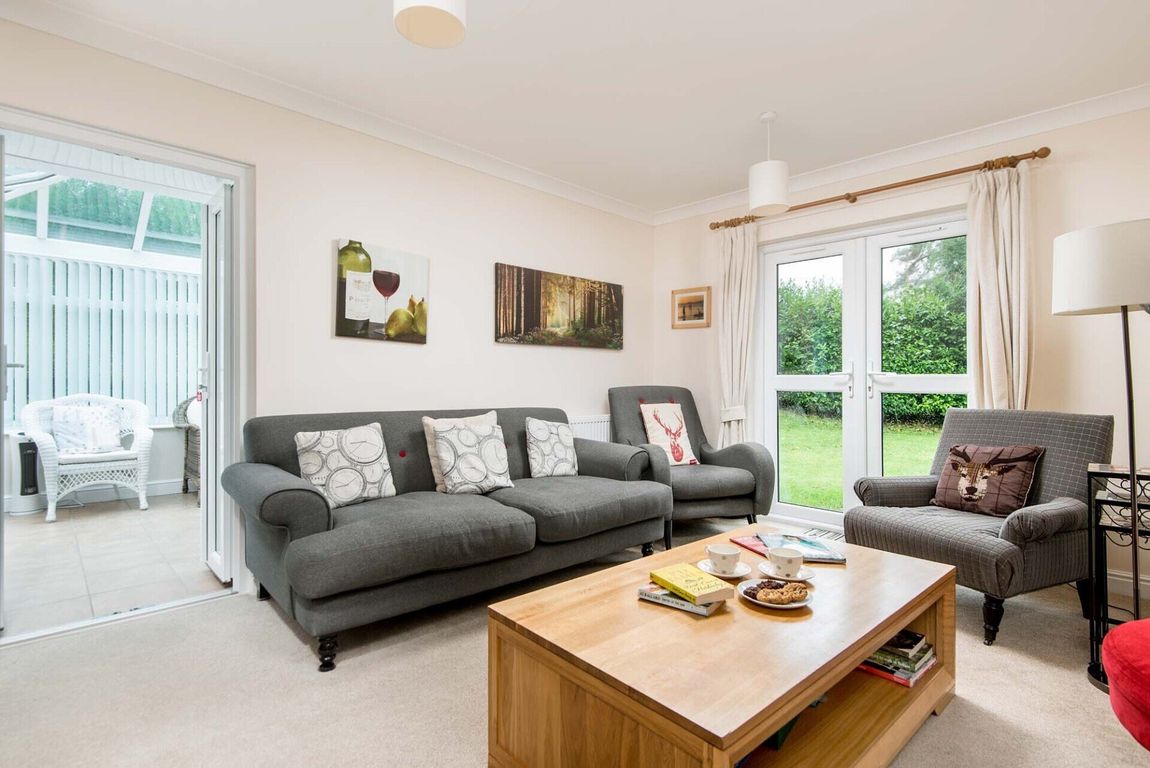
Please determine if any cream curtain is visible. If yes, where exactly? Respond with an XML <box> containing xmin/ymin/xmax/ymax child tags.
<box><xmin>967</xmin><ymin>161</ymin><xmax>1032</xmax><ymax>409</ymax></box>
<box><xmin>717</xmin><ymin>222</ymin><xmax>759</xmax><ymax>446</ymax></box>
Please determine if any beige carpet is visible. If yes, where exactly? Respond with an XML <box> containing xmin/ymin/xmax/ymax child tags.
<box><xmin>1</xmin><ymin>520</ymin><xmax>1145</xmax><ymax>767</ymax></box>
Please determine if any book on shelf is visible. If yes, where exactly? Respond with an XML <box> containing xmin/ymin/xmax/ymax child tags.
<box><xmin>881</xmin><ymin>629</ymin><xmax>927</xmax><ymax>658</ymax></box>
<box><xmin>857</xmin><ymin>656</ymin><xmax>937</xmax><ymax>688</ymax></box>
<box><xmin>649</xmin><ymin>563</ymin><xmax>734</xmax><ymax>605</ymax></box>
<box><xmin>870</xmin><ymin>644</ymin><xmax>934</xmax><ymax>673</ymax></box>
<box><xmin>637</xmin><ymin>583</ymin><xmax>722</xmax><ymax>616</ymax></box>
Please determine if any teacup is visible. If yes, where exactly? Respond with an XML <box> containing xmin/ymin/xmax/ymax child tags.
<box><xmin>705</xmin><ymin>543</ymin><xmax>741</xmax><ymax>575</ymax></box>
<box><xmin>767</xmin><ymin>547</ymin><xmax>803</xmax><ymax>579</ymax></box>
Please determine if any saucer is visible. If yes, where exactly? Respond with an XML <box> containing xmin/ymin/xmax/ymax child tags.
<box><xmin>757</xmin><ymin>562</ymin><xmax>816</xmax><ymax>582</ymax></box>
<box><xmin>697</xmin><ymin>559</ymin><xmax>752</xmax><ymax>580</ymax></box>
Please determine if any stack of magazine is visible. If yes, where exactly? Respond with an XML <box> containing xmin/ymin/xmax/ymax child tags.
<box><xmin>856</xmin><ymin>629</ymin><xmax>937</xmax><ymax>687</ymax></box>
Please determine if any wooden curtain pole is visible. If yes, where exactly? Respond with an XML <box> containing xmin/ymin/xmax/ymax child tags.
<box><xmin>709</xmin><ymin>146</ymin><xmax>1051</xmax><ymax>230</ymax></box>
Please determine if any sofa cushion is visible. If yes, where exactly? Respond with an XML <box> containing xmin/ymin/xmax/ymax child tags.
<box><xmin>489</xmin><ymin>477</ymin><xmax>670</xmax><ymax>543</ymax></box>
<box><xmin>844</xmin><ymin>504</ymin><xmax>1023</xmax><ymax>597</ymax></box>
<box><xmin>671</xmin><ymin>464</ymin><xmax>755</xmax><ymax>501</ymax></box>
<box><xmin>284</xmin><ymin>492</ymin><xmax>535</xmax><ymax>599</ymax></box>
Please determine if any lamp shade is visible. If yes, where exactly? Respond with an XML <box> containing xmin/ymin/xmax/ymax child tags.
<box><xmin>394</xmin><ymin>0</ymin><xmax>466</xmax><ymax>48</ymax></box>
<box><xmin>1052</xmin><ymin>218</ymin><xmax>1150</xmax><ymax>315</ymax></box>
<box><xmin>749</xmin><ymin>159</ymin><xmax>789</xmax><ymax>216</ymax></box>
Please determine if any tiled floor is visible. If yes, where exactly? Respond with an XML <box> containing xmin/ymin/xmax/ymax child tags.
<box><xmin>2</xmin><ymin>493</ymin><xmax>229</xmax><ymax>637</ymax></box>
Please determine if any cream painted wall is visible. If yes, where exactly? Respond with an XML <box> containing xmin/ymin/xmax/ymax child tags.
<box><xmin>653</xmin><ymin>108</ymin><xmax>1150</xmax><ymax>464</ymax></box>
<box><xmin>0</xmin><ymin>21</ymin><xmax>654</xmax><ymax>424</ymax></box>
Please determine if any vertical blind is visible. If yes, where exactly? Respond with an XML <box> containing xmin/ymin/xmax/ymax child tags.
<box><xmin>4</xmin><ymin>252</ymin><xmax>200</xmax><ymax>425</ymax></box>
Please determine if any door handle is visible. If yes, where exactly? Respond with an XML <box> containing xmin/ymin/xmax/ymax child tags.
<box><xmin>6</xmin><ymin>363</ymin><xmax>24</xmax><ymax>369</ymax></box>
<box><xmin>828</xmin><ymin>362</ymin><xmax>854</xmax><ymax>399</ymax></box>
<box><xmin>866</xmin><ymin>368</ymin><xmax>896</xmax><ymax>398</ymax></box>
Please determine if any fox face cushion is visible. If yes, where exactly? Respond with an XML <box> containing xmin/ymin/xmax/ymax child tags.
<box><xmin>931</xmin><ymin>444</ymin><xmax>1045</xmax><ymax>516</ymax></box>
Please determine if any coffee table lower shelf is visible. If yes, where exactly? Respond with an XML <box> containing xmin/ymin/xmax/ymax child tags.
<box><xmin>740</xmin><ymin>665</ymin><xmax>954</xmax><ymax>767</ymax></box>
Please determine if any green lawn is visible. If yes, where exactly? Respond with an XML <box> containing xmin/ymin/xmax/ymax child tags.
<box><xmin>777</xmin><ymin>410</ymin><xmax>942</xmax><ymax>511</ymax></box>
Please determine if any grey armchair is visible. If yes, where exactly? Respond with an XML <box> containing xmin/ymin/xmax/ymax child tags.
<box><xmin>608</xmin><ymin>386</ymin><xmax>775</xmax><ymax>549</ymax></box>
<box><xmin>845</xmin><ymin>408</ymin><xmax>1114</xmax><ymax>645</ymax></box>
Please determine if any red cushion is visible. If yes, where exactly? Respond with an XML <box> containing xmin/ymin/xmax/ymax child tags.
<box><xmin>1102</xmin><ymin>618</ymin><xmax>1150</xmax><ymax>750</ymax></box>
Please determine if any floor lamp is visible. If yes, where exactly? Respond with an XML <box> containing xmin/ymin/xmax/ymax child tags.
<box><xmin>1053</xmin><ymin>218</ymin><xmax>1150</xmax><ymax>618</ymax></box>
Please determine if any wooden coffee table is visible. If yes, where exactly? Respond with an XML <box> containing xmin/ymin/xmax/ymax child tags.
<box><xmin>488</xmin><ymin>524</ymin><xmax>955</xmax><ymax>767</ymax></box>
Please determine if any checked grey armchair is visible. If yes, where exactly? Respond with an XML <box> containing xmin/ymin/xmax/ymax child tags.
<box><xmin>609</xmin><ymin>386</ymin><xmax>775</xmax><ymax>549</ymax></box>
<box><xmin>845</xmin><ymin>408</ymin><xmax>1114</xmax><ymax>645</ymax></box>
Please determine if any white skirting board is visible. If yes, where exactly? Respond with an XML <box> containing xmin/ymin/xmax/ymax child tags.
<box><xmin>3</xmin><ymin>478</ymin><xmax>188</xmax><ymax>515</ymax></box>
<box><xmin>569</xmin><ymin>414</ymin><xmax>611</xmax><ymax>442</ymax></box>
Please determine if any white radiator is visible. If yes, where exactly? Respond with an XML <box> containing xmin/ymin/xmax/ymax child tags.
<box><xmin>569</xmin><ymin>414</ymin><xmax>611</xmax><ymax>442</ymax></box>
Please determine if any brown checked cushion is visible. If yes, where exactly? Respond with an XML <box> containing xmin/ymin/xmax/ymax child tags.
<box><xmin>931</xmin><ymin>444</ymin><xmax>1045</xmax><ymax>517</ymax></box>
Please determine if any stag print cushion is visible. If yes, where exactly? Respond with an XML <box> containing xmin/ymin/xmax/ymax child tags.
<box><xmin>931</xmin><ymin>444</ymin><xmax>1045</xmax><ymax>516</ymax></box>
<box><xmin>640</xmin><ymin>402</ymin><xmax>699</xmax><ymax>466</ymax></box>
<box><xmin>294</xmin><ymin>423</ymin><xmax>397</xmax><ymax>508</ymax></box>
<box><xmin>525</xmin><ymin>417</ymin><xmax>579</xmax><ymax>478</ymax></box>
<box><xmin>433</xmin><ymin>422</ymin><xmax>514</xmax><ymax>495</ymax></box>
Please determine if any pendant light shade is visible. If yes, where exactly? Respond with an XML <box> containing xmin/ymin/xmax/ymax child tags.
<box><xmin>749</xmin><ymin>159</ymin><xmax>790</xmax><ymax>216</ymax></box>
<box><xmin>394</xmin><ymin>0</ymin><xmax>466</xmax><ymax>48</ymax></box>
<box><xmin>748</xmin><ymin>111</ymin><xmax>790</xmax><ymax>216</ymax></box>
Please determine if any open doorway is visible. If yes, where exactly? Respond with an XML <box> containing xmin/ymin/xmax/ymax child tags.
<box><xmin>0</xmin><ymin>128</ymin><xmax>236</xmax><ymax>638</ymax></box>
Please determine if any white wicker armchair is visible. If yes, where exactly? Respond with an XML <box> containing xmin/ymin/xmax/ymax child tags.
<box><xmin>21</xmin><ymin>395</ymin><xmax>154</xmax><ymax>522</ymax></box>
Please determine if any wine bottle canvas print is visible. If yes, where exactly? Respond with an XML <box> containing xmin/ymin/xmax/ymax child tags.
<box><xmin>335</xmin><ymin>239</ymin><xmax>429</xmax><ymax>343</ymax></box>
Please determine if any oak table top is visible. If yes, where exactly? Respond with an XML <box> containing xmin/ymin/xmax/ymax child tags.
<box><xmin>488</xmin><ymin>523</ymin><xmax>956</xmax><ymax>749</ymax></box>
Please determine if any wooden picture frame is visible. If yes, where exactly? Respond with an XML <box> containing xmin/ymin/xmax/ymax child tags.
<box><xmin>671</xmin><ymin>286</ymin><xmax>711</xmax><ymax>329</ymax></box>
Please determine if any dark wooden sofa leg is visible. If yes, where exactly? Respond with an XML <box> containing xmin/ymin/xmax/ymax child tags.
<box><xmin>317</xmin><ymin>635</ymin><xmax>339</xmax><ymax>672</ymax></box>
<box><xmin>747</xmin><ymin>514</ymin><xmax>756</xmax><ymax>525</ymax></box>
<box><xmin>641</xmin><ymin>542</ymin><xmax>654</xmax><ymax>557</ymax></box>
<box><xmin>257</xmin><ymin>583</ymin><xmax>271</xmax><ymax>601</ymax></box>
<box><xmin>664</xmin><ymin>520</ymin><xmax>673</xmax><ymax>550</ymax></box>
<box><xmin>1075</xmin><ymin>579</ymin><xmax>1092</xmax><ymax>620</ymax></box>
<box><xmin>983</xmin><ymin>595</ymin><xmax>1005</xmax><ymax>645</ymax></box>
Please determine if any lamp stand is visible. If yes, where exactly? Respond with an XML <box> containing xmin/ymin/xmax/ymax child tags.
<box><xmin>1121</xmin><ymin>305</ymin><xmax>1142</xmax><ymax>618</ymax></box>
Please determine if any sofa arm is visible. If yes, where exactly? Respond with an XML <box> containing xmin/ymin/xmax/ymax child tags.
<box><xmin>999</xmin><ymin>497</ymin><xmax>1088</xmax><ymax>546</ymax></box>
<box><xmin>574</xmin><ymin>438</ymin><xmax>648</xmax><ymax>481</ymax></box>
<box><xmin>701</xmin><ymin>441</ymin><xmax>776</xmax><ymax>518</ymax></box>
<box><xmin>221</xmin><ymin>462</ymin><xmax>330</xmax><ymax>540</ymax></box>
<box><xmin>854</xmin><ymin>476</ymin><xmax>939</xmax><ymax>507</ymax></box>
<box><xmin>638</xmin><ymin>443</ymin><xmax>670</xmax><ymax>486</ymax></box>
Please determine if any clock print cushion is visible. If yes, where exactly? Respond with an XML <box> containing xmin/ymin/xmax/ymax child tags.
<box><xmin>525</xmin><ymin>417</ymin><xmax>578</xmax><ymax>478</ymax></box>
<box><xmin>422</xmin><ymin>411</ymin><xmax>498</xmax><ymax>493</ymax></box>
<box><xmin>433</xmin><ymin>422</ymin><xmax>514</xmax><ymax>495</ymax></box>
<box><xmin>294</xmin><ymin>423</ymin><xmax>396</xmax><ymax>508</ymax></box>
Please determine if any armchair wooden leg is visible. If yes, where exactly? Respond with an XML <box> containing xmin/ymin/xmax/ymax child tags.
<box><xmin>257</xmin><ymin>583</ymin><xmax>271</xmax><ymax>601</ymax></box>
<box><xmin>663</xmin><ymin>520</ymin><xmax>673</xmax><ymax>550</ymax></box>
<box><xmin>641</xmin><ymin>543</ymin><xmax>654</xmax><ymax>557</ymax></box>
<box><xmin>1075</xmin><ymin>579</ymin><xmax>1092</xmax><ymax>620</ymax></box>
<box><xmin>746</xmin><ymin>514</ymin><xmax>756</xmax><ymax>525</ymax></box>
<box><xmin>983</xmin><ymin>595</ymin><xmax>1005</xmax><ymax>645</ymax></box>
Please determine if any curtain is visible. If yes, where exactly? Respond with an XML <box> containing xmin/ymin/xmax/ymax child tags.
<box><xmin>967</xmin><ymin>162</ymin><xmax>1032</xmax><ymax>409</ymax></box>
<box><xmin>717</xmin><ymin>222</ymin><xmax>759</xmax><ymax>446</ymax></box>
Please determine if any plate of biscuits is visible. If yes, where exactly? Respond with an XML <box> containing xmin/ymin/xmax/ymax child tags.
<box><xmin>737</xmin><ymin>579</ymin><xmax>812</xmax><ymax>610</ymax></box>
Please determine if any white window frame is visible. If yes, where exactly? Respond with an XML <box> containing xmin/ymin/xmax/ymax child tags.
<box><xmin>759</xmin><ymin>212</ymin><xmax>968</xmax><ymax>529</ymax></box>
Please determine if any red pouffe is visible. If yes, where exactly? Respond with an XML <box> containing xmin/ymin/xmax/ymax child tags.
<box><xmin>1102</xmin><ymin>617</ymin><xmax>1150</xmax><ymax>751</ymax></box>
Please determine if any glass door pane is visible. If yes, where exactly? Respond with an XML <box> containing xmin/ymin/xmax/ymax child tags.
<box><xmin>778</xmin><ymin>391</ymin><xmax>843</xmax><ymax>510</ymax></box>
<box><xmin>777</xmin><ymin>255</ymin><xmax>842</xmax><ymax>375</ymax></box>
<box><xmin>866</xmin><ymin>221</ymin><xmax>970</xmax><ymax>480</ymax></box>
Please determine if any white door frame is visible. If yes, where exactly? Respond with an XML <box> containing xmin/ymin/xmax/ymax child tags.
<box><xmin>759</xmin><ymin>212</ymin><xmax>967</xmax><ymax>529</ymax></box>
<box><xmin>0</xmin><ymin>105</ymin><xmax>256</xmax><ymax>598</ymax></box>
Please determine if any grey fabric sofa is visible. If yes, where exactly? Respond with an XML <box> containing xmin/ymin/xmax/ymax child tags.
<box><xmin>608</xmin><ymin>386</ymin><xmax>775</xmax><ymax>549</ymax></box>
<box><xmin>844</xmin><ymin>408</ymin><xmax>1114</xmax><ymax>645</ymax></box>
<box><xmin>221</xmin><ymin>407</ymin><xmax>670</xmax><ymax>671</ymax></box>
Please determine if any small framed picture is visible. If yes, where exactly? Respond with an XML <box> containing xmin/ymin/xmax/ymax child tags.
<box><xmin>671</xmin><ymin>286</ymin><xmax>711</xmax><ymax>329</ymax></box>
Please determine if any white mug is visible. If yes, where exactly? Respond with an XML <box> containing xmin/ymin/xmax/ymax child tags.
<box><xmin>705</xmin><ymin>543</ymin><xmax>741</xmax><ymax>575</ymax></box>
<box><xmin>768</xmin><ymin>547</ymin><xmax>803</xmax><ymax>579</ymax></box>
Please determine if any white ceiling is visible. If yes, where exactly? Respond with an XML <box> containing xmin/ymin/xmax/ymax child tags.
<box><xmin>5</xmin><ymin>0</ymin><xmax>1150</xmax><ymax>221</ymax></box>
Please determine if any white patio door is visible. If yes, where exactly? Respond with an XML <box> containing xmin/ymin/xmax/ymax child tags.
<box><xmin>763</xmin><ymin>218</ymin><xmax>969</xmax><ymax>525</ymax></box>
<box><xmin>201</xmin><ymin>185</ymin><xmax>232</xmax><ymax>583</ymax></box>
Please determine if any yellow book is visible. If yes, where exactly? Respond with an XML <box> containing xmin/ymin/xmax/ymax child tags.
<box><xmin>649</xmin><ymin>563</ymin><xmax>734</xmax><ymax>605</ymax></box>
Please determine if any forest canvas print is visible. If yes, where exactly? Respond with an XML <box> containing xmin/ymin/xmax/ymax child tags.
<box><xmin>494</xmin><ymin>263</ymin><xmax>623</xmax><ymax>349</ymax></box>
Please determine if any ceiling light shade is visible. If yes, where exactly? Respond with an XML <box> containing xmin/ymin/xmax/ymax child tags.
<box><xmin>749</xmin><ymin>159</ymin><xmax>790</xmax><ymax>216</ymax></box>
<box><xmin>748</xmin><ymin>111</ymin><xmax>789</xmax><ymax>216</ymax></box>
<box><xmin>394</xmin><ymin>0</ymin><xmax>466</xmax><ymax>48</ymax></box>
<box><xmin>1052</xmin><ymin>218</ymin><xmax>1150</xmax><ymax>315</ymax></box>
